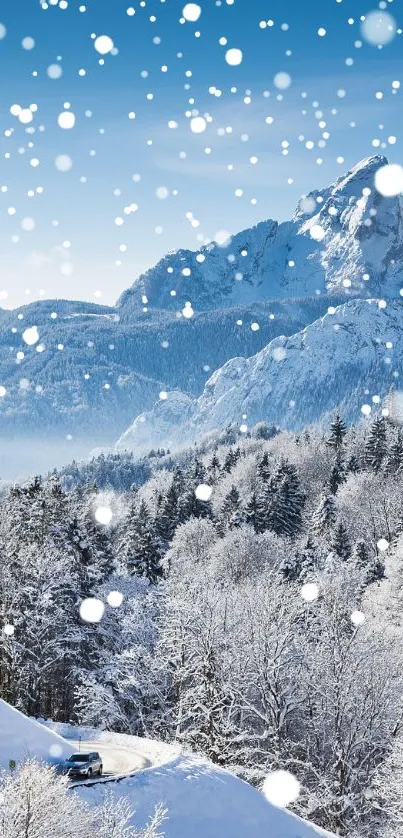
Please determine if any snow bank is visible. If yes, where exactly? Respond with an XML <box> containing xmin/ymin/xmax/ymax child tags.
<box><xmin>77</xmin><ymin>754</ymin><xmax>335</xmax><ymax>838</ymax></box>
<box><xmin>0</xmin><ymin>699</ymin><xmax>71</xmax><ymax>768</ymax></box>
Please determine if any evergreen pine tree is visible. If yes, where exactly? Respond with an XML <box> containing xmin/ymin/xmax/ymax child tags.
<box><xmin>387</xmin><ymin>429</ymin><xmax>403</xmax><ymax>474</ymax></box>
<box><xmin>223</xmin><ymin>447</ymin><xmax>241</xmax><ymax>474</ymax></box>
<box><xmin>312</xmin><ymin>493</ymin><xmax>337</xmax><ymax>534</ymax></box>
<box><xmin>328</xmin><ymin>453</ymin><xmax>346</xmax><ymax>495</ymax></box>
<box><xmin>365</xmin><ymin>417</ymin><xmax>388</xmax><ymax>472</ymax></box>
<box><xmin>352</xmin><ymin>540</ymin><xmax>370</xmax><ymax>571</ymax></box>
<box><xmin>299</xmin><ymin>537</ymin><xmax>319</xmax><ymax>580</ymax></box>
<box><xmin>257</xmin><ymin>452</ymin><xmax>271</xmax><ymax>482</ymax></box>
<box><xmin>66</xmin><ymin>515</ymin><xmax>105</xmax><ymax>596</ymax></box>
<box><xmin>122</xmin><ymin>501</ymin><xmax>162</xmax><ymax>583</ymax></box>
<box><xmin>155</xmin><ymin>483</ymin><xmax>178</xmax><ymax>546</ymax></box>
<box><xmin>220</xmin><ymin>485</ymin><xmax>242</xmax><ymax>528</ymax></box>
<box><xmin>192</xmin><ymin>457</ymin><xmax>206</xmax><ymax>483</ymax></box>
<box><xmin>367</xmin><ymin>554</ymin><xmax>385</xmax><ymax>584</ymax></box>
<box><xmin>331</xmin><ymin>522</ymin><xmax>351</xmax><ymax>561</ymax></box>
<box><xmin>207</xmin><ymin>453</ymin><xmax>221</xmax><ymax>480</ymax></box>
<box><xmin>245</xmin><ymin>490</ymin><xmax>263</xmax><ymax>532</ymax></box>
<box><xmin>280</xmin><ymin>551</ymin><xmax>302</xmax><ymax>581</ymax></box>
<box><xmin>327</xmin><ymin>414</ymin><xmax>347</xmax><ymax>450</ymax></box>
<box><xmin>347</xmin><ymin>454</ymin><xmax>360</xmax><ymax>474</ymax></box>
<box><xmin>267</xmin><ymin>460</ymin><xmax>305</xmax><ymax>538</ymax></box>
<box><xmin>352</xmin><ymin>541</ymin><xmax>385</xmax><ymax>584</ymax></box>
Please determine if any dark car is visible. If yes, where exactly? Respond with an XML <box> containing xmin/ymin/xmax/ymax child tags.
<box><xmin>64</xmin><ymin>751</ymin><xmax>103</xmax><ymax>779</ymax></box>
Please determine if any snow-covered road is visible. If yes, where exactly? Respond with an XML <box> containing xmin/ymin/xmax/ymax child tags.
<box><xmin>66</xmin><ymin>739</ymin><xmax>151</xmax><ymax>777</ymax></box>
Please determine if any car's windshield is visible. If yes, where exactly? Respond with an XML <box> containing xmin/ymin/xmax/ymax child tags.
<box><xmin>68</xmin><ymin>754</ymin><xmax>89</xmax><ymax>762</ymax></box>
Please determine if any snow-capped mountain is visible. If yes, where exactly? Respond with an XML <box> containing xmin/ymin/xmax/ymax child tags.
<box><xmin>1</xmin><ymin>155</ymin><xmax>403</xmax><ymax>476</ymax></box>
<box><xmin>119</xmin><ymin>155</ymin><xmax>403</xmax><ymax>314</ymax></box>
<box><xmin>117</xmin><ymin>298</ymin><xmax>402</xmax><ymax>453</ymax></box>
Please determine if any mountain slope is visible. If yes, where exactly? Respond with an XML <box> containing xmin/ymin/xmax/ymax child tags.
<box><xmin>0</xmin><ymin>296</ymin><xmax>330</xmax><ymax>474</ymax></box>
<box><xmin>79</xmin><ymin>754</ymin><xmax>335</xmax><ymax>838</ymax></box>
<box><xmin>117</xmin><ymin>298</ymin><xmax>401</xmax><ymax>452</ymax></box>
<box><xmin>119</xmin><ymin>155</ymin><xmax>403</xmax><ymax>314</ymax></box>
<box><xmin>0</xmin><ymin>699</ymin><xmax>71</xmax><ymax>769</ymax></box>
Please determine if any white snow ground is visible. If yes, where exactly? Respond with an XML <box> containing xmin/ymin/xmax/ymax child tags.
<box><xmin>0</xmin><ymin>699</ymin><xmax>71</xmax><ymax>768</ymax></box>
<box><xmin>77</xmin><ymin>754</ymin><xmax>335</xmax><ymax>838</ymax></box>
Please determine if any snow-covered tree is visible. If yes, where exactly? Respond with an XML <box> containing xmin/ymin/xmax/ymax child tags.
<box><xmin>327</xmin><ymin>414</ymin><xmax>347</xmax><ymax>451</ymax></box>
<box><xmin>0</xmin><ymin>761</ymin><xmax>165</xmax><ymax>838</ymax></box>
<box><xmin>331</xmin><ymin>521</ymin><xmax>351</xmax><ymax>561</ymax></box>
<box><xmin>366</xmin><ymin>417</ymin><xmax>388</xmax><ymax>472</ymax></box>
<box><xmin>312</xmin><ymin>493</ymin><xmax>337</xmax><ymax>534</ymax></box>
<box><xmin>267</xmin><ymin>460</ymin><xmax>305</xmax><ymax>537</ymax></box>
<box><xmin>328</xmin><ymin>452</ymin><xmax>346</xmax><ymax>495</ymax></box>
<box><xmin>0</xmin><ymin>760</ymin><xmax>92</xmax><ymax>838</ymax></box>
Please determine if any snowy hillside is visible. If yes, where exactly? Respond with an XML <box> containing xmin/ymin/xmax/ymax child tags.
<box><xmin>0</xmin><ymin>707</ymin><xmax>335</xmax><ymax>837</ymax></box>
<box><xmin>117</xmin><ymin>297</ymin><xmax>401</xmax><ymax>452</ymax></box>
<box><xmin>0</xmin><ymin>296</ymin><xmax>328</xmax><ymax>478</ymax></box>
<box><xmin>78</xmin><ymin>753</ymin><xmax>335</xmax><ymax>838</ymax></box>
<box><xmin>119</xmin><ymin>155</ymin><xmax>403</xmax><ymax>313</ymax></box>
<box><xmin>0</xmin><ymin>699</ymin><xmax>71</xmax><ymax>769</ymax></box>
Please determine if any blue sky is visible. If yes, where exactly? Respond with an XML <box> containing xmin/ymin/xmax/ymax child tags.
<box><xmin>0</xmin><ymin>0</ymin><xmax>402</xmax><ymax>308</ymax></box>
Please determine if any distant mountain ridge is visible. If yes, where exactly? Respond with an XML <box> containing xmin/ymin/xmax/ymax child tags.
<box><xmin>116</xmin><ymin>297</ymin><xmax>402</xmax><ymax>453</ymax></box>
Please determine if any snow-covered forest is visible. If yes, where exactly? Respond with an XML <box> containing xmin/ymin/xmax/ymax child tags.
<box><xmin>1</xmin><ymin>415</ymin><xmax>403</xmax><ymax>836</ymax></box>
<box><xmin>0</xmin><ymin>759</ymin><xmax>164</xmax><ymax>838</ymax></box>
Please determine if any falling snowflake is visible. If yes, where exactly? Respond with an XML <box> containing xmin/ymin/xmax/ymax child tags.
<box><xmin>58</xmin><ymin>111</ymin><xmax>76</xmax><ymax>129</ymax></box>
<box><xmin>225</xmin><ymin>48</ymin><xmax>243</xmax><ymax>66</ymax></box>
<box><xmin>195</xmin><ymin>484</ymin><xmax>213</xmax><ymax>501</ymax></box>
<box><xmin>182</xmin><ymin>302</ymin><xmax>194</xmax><ymax>318</ymax></box>
<box><xmin>79</xmin><ymin>598</ymin><xmax>105</xmax><ymax>624</ymax></box>
<box><xmin>94</xmin><ymin>35</ymin><xmax>114</xmax><ymax>55</ymax></box>
<box><xmin>361</xmin><ymin>10</ymin><xmax>396</xmax><ymax>46</ymax></box>
<box><xmin>190</xmin><ymin>116</ymin><xmax>207</xmax><ymax>134</ymax></box>
<box><xmin>22</xmin><ymin>326</ymin><xmax>40</xmax><ymax>345</ymax></box>
<box><xmin>309</xmin><ymin>224</ymin><xmax>326</xmax><ymax>242</ymax></box>
<box><xmin>377</xmin><ymin>538</ymin><xmax>389</xmax><ymax>552</ymax></box>
<box><xmin>351</xmin><ymin>610</ymin><xmax>366</xmax><ymax>627</ymax></box>
<box><xmin>374</xmin><ymin>164</ymin><xmax>403</xmax><ymax>198</ymax></box>
<box><xmin>182</xmin><ymin>3</ymin><xmax>201</xmax><ymax>22</ymax></box>
<box><xmin>47</xmin><ymin>64</ymin><xmax>63</xmax><ymax>79</ymax></box>
<box><xmin>55</xmin><ymin>154</ymin><xmax>73</xmax><ymax>172</ymax></box>
<box><xmin>107</xmin><ymin>590</ymin><xmax>124</xmax><ymax>608</ymax></box>
<box><xmin>273</xmin><ymin>72</ymin><xmax>292</xmax><ymax>90</ymax></box>
<box><xmin>95</xmin><ymin>506</ymin><xmax>113</xmax><ymax>525</ymax></box>
<box><xmin>262</xmin><ymin>770</ymin><xmax>301</xmax><ymax>808</ymax></box>
<box><xmin>300</xmin><ymin>583</ymin><xmax>319</xmax><ymax>602</ymax></box>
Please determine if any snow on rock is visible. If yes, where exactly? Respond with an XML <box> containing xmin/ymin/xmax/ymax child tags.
<box><xmin>119</xmin><ymin>155</ymin><xmax>403</xmax><ymax>314</ymax></box>
<box><xmin>0</xmin><ymin>699</ymin><xmax>71</xmax><ymax>768</ymax></box>
<box><xmin>77</xmin><ymin>754</ymin><xmax>335</xmax><ymax>838</ymax></box>
<box><xmin>116</xmin><ymin>298</ymin><xmax>403</xmax><ymax>452</ymax></box>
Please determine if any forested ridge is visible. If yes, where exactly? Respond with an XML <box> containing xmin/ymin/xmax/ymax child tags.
<box><xmin>1</xmin><ymin>414</ymin><xmax>403</xmax><ymax>836</ymax></box>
